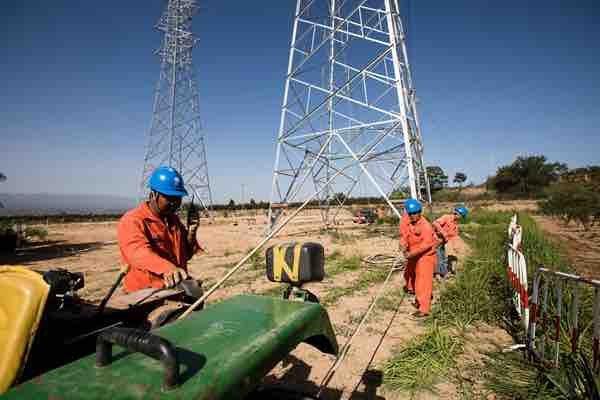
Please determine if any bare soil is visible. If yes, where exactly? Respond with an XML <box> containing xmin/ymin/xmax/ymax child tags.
<box><xmin>1</xmin><ymin>208</ymin><xmax>507</xmax><ymax>399</ymax></box>
<box><xmin>534</xmin><ymin>216</ymin><xmax>600</xmax><ymax>278</ymax></box>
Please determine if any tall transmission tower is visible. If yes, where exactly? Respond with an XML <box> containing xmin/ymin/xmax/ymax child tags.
<box><xmin>140</xmin><ymin>0</ymin><xmax>213</xmax><ymax>210</ymax></box>
<box><xmin>268</xmin><ymin>0</ymin><xmax>430</xmax><ymax>227</ymax></box>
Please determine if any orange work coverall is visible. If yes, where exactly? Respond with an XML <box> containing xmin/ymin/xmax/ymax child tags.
<box><xmin>433</xmin><ymin>214</ymin><xmax>459</xmax><ymax>242</ymax></box>
<box><xmin>399</xmin><ymin>215</ymin><xmax>438</xmax><ymax>314</ymax></box>
<box><xmin>117</xmin><ymin>202</ymin><xmax>197</xmax><ymax>292</ymax></box>
<box><xmin>399</xmin><ymin>212</ymin><xmax>415</xmax><ymax>293</ymax></box>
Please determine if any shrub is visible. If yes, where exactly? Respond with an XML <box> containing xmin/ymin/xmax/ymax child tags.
<box><xmin>539</xmin><ymin>183</ymin><xmax>600</xmax><ymax>229</ymax></box>
<box><xmin>490</xmin><ymin>155</ymin><xmax>567</xmax><ymax>198</ymax></box>
<box><xmin>25</xmin><ymin>226</ymin><xmax>48</xmax><ymax>241</ymax></box>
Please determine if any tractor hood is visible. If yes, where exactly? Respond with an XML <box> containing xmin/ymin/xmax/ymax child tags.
<box><xmin>5</xmin><ymin>294</ymin><xmax>338</xmax><ymax>400</ymax></box>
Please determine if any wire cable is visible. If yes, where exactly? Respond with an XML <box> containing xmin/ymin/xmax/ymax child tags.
<box><xmin>316</xmin><ymin>253</ymin><xmax>405</xmax><ymax>396</ymax></box>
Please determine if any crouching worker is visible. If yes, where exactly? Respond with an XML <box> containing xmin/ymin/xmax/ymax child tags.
<box><xmin>117</xmin><ymin>166</ymin><xmax>201</xmax><ymax>293</ymax></box>
<box><xmin>399</xmin><ymin>198</ymin><xmax>439</xmax><ymax>319</ymax></box>
<box><xmin>433</xmin><ymin>206</ymin><xmax>468</xmax><ymax>279</ymax></box>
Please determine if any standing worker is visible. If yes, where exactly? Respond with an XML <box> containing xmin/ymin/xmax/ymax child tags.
<box><xmin>433</xmin><ymin>206</ymin><xmax>468</xmax><ymax>279</ymax></box>
<box><xmin>399</xmin><ymin>198</ymin><xmax>439</xmax><ymax>319</ymax></box>
<box><xmin>117</xmin><ymin>166</ymin><xmax>201</xmax><ymax>292</ymax></box>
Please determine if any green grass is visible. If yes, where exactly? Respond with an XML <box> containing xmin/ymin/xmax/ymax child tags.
<box><xmin>25</xmin><ymin>226</ymin><xmax>48</xmax><ymax>241</ymax></box>
<box><xmin>328</xmin><ymin>229</ymin><xmax>357</xmax><ymax>244</ymax></box>
<box><xmin>466</xmin><ymin>208</ymin><xmax>513</xmax><ymax>226</ymax></box>
<box><xmin>326</xmin><ymin>254</ymin><xmax>361</xmax><ymax>276</ymax></box>
<box><xmin>383</xmin><ymin>208</ymin><xmax>596</xmax><ymax>398</ymax></box>
<box><xmin>481</xmin><ymin>351</ymin><xmax>563</xmax><ymax>399</ymax></box>
<box><xmin>383</xmin><ymin>323</ymin><xmax>463</xmax><ymax>394</ymax></box>
<box><xmin>431</xmin><ymin>219</ymin><xmax>510</xmax><ymax>329</ymax></box>
<box><xmin>376</xmin><ymin>288</ymin><xmax>405</xmax><ymax>312</ymax></box>
<box><xmin>322</xmin><ymin>265</ymin><xmax>389</xmax><ymax>306</ymax></box>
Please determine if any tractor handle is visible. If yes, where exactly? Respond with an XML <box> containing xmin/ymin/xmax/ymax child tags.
<box><xmin>96</xmin><ymin>327</ymin><xmax>179</xmax><ymax>390</ymax></box>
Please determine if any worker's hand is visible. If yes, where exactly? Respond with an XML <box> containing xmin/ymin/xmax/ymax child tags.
<box><xmin>163</xmin><ymin>268</ymin><xmax>189</xmax><ymax>288</ymax></box>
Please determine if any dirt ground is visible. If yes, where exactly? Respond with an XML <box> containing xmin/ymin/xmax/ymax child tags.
<box><xmin>1</xmin><ymin>207</ymin><xmax>514</xmax><ymax>399</ymax></box>
<box><xmin>534</xmin><ymin>216</ymin><xmax>600</xmax><ymax>278</ymax></box>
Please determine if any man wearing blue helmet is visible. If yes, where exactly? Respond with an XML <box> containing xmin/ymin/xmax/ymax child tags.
<box><xmin>117</xmin><ymin>166</ymin><xmax>201</xmax><ymax>292</ymax></box>
<box><xmin>399</xmin><ymin>198</ymin><xmax>439</xmax><ymax>318</ymax></box>
<box><xmin>433</xmin><ymin>205</ymin><xmax>468</xmax><ymax>278</ymax></box>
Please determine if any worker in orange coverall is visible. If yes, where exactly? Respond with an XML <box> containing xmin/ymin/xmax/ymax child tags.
<box><xmin>117</xmin><ymin>166</ymin><xmax>201</xmax><ymax>293</ymax></box>
<box><xmin>399</xmin><ymin>210</ymin><xmax>415</xmax><ymax>296</ymax></box>
<box><xmin>399</xmin><ymin>198</ymin><xmax>439</xmax><ymax>319</ymax></box>
<box><xmin>433</xmin><ymin>206</ymin><xmax>468</xmax><ymax>279</ymax></box>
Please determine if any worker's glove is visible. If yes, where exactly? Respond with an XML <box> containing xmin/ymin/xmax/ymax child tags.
<box><xmin>163</xmin><ymin>268</ymin><xmax>189</xmax><ymax>288</ymax></box>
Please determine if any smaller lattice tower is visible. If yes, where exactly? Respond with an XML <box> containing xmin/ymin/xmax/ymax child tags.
<box><xmin>140</xmin><ymin>0</ymin><xmax>213</xmax><ymax>210</ymax></box>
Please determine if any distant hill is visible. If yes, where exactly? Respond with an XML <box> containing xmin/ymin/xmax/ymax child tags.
<box><xmin>0</xmin><ymin>193</ymin><xmax>137</xmax><ymax>216</ymax></box>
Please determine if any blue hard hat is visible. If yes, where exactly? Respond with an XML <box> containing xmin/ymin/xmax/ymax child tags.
<box><xmin>454</xmin><ymin>205</ymin><xmax>468</xmax><ymax>218</ymax></box>
<box><xmin>148</xmin><ymin>166</ymin><xmax>188</xmax><ymax>197</ymax></box>
<box><xmin>404</xmin><ymin>198</ymin><xmax>422</xmax><ymax>215</ymax></box>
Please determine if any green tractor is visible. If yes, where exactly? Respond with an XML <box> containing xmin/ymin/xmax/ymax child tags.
<box><xmin>0</xmin><ymin>242</ymin><xmax>338</xmax><ymax>399</ymax></box>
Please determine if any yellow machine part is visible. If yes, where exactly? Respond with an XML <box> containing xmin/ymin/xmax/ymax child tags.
<box><xmin>272</xmin><ymin>243</ymin><xmax>302</xmax><ymax>282</ymax></box>
<box><xmin>0</xmin><ymin>266</ymin><xmax>49</xmax><ymax>394</ymax></box>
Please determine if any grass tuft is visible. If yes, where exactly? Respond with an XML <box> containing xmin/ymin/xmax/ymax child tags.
<box><xmin>322</xmin><ymin>263</ymin><xmax>389</xmax><ymax>306</ymax></box>
<box><xmin>383</xmin><ymin>323</ymin><xmax>463</xmax><ymax>394</ymax></box>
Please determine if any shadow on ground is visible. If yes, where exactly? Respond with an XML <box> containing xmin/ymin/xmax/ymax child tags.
<box><xmin>0</xmin><ymin>240</ymin><xmax>106</xmax><ymax>265</ymax></box>
<box><xmin>262</xmin><ymin>355</ymin><xmax>344</xmax><ymax>399</ymax></box>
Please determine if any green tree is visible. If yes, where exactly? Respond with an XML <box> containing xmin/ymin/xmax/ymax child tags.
<box><xmin>453</xmin><ymin>172</ymin><xmax>467</xmax><ymax>185</ymax></box>
<box><xmin>426</xmin><ymin>166</ymin><xmax>448</xmax><ymax>191</ymax></box>
<box><xmin>561</xmin><ymin>166</ymin><xmax>600</xmax><ymax>188</ymax></box>
<box><xmin>249</xmin><ymin>198</ymin><xmax>256</xmax><ymax>209</ymax></box>
<box><xmin>491</xmin><ymin>155</ymin><xmax>567</xmax><ymax>197</ymax></box>
<box><xmin>540</xmin><ymin>183</ymin><xmax>600</xmax><ymax>229</ymax></box>
<box><xmin>390</xmin><ymin>187</ymin><xmax>410</xmax><ymax>199</ymax></box>
<box><xmin>453</xmin><ymin>172</ymin><xmax>467</xmax><ymax>189</ymax></box>
<box><xmin>228</xmin><ymin>199</ymin><xmax>236</xmax><ymax>210</ymax></box>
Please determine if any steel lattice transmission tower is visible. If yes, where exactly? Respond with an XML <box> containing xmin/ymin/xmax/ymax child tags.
<box><xmin>140</xmin><ymin>0</ymin><xmax>213</xmax><ymax>210</ymax></box>
<box><xmin>268</xmin><ymin>0</ymin><xmax>431</xmax><ymax>226</ymax></box>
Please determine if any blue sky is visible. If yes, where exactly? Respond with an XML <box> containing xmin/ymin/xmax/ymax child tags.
<box><xmin>1</xmin><ymin>0</ymin><xmax>598</xmax><ymax>203</ymax></box>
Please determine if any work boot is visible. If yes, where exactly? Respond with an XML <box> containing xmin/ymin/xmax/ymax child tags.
<box><xmin>403</xmin><ymin>286</ymin><xmax>415</xmax><ymax>295</ymax></box>
<box><xmin>409</xmin><ymin>311</ymin><xmax>429</xmax><ymax>321</ymax></box>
